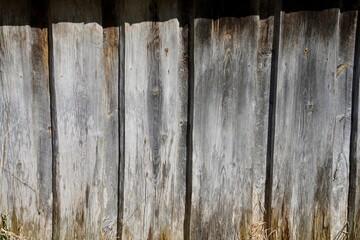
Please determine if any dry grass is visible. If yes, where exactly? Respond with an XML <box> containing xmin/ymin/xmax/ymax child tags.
<box><xmin>237</xmin><ymin>222</ymin><xmax>277</xmax><ymax>240</ymax></box>
<box><xmin>333</xmin><ymin>222</ymin><xmax>349</xmax><ymax>240</ymax></box>
<box><xmin>0</xmin><ymin>229</ymin><xmax>28</xmax><ymax>240</ymax></box>
<box><xmin>0</xmin><ymin>214</ymin><xmax>28</xmax><ymax>240</ymax></box>
<box><xmin>249</xmin><ymin>222</ymin><xmax>277</xmax><ymax>240</ymax></box>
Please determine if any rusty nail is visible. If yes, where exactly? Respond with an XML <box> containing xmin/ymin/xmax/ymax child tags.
<box><xmin>152</xmin><ymin>89</ymin><xmax>159</xmax><ymax>96</ymax></box>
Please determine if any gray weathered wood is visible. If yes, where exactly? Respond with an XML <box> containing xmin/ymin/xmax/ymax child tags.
<box><xmin>50</xmin><ymin>0</ymin><xmax>119</xmax><ymax>238</ymax></box>
<box><xmin>123</xmin><ymin>19</ymin><xmax>188</xmax><ymax>239</ymax></box>
<box><xmin>271</xmin><ymin>9</ymin><xmax>355</xmax><ymax>239</ymax></box>
<box><xmin>191</xmin><ymin>15</ymin><xmax>272</xmax><ymax>239</ymax></box>
<box><xmin>334</xmin><ymin>10</ymin><xmax>357</xmax><ymax>239</ymax></box>
<box><xmin>0</xmin><ymin>6</ymin><xmax>52</xmax><ymax>239</ymax></box>
<box><xmin>102</xmin><ymin>26</ymin><xmax>120</xmax><ymax>240</ymax></box>
<box><xmin>350</xmin><ymin>10</ymin><xmax>360</xmax><ymax>239</ymax></box>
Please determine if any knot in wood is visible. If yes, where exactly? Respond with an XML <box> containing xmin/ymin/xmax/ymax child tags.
<box><xmin>306</xmin><ymin>101</ymin><xmax>314</xmax><ymax>112</ymax></box>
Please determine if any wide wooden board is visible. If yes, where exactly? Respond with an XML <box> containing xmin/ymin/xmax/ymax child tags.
<box><xmin>123</xmin><ymin>19</ymin><xmax>188</xmax><ymax>239</ymax></box>
<box><xmin>271</xmin><ymin>9</ymin><xmax>355</xmax><ymax>239</ymax></box>
<box><xmin>191</xmin><ymin>16</ymin><xmax>272</xmax><ymax>239</ymax></box>
<box><xmin>0</xmin><ymin>1</ymin><xmax>52</xmax><ymax>238</ymax></box>
<box><xmin>50</xmin><ymin>1</ymin><xmax>119</xmax><ymax>237</ymax></box>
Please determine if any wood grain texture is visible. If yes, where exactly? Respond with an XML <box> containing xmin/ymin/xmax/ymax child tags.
<box><xmin>50</xmin><ymin>0</ymin><xmax>118</xmax><ymax>238</ymax></box>
<box><xmin>0</xmin><ymin>1</ymin><xmax>52</xmax><ymax>238</ymax></box>
<box><xmin>334</xmin><ymin>10</ymin><xmax>357</xmax><ymax>239</ymax></box>
<box><xmin>123</xmin><ymin>19</ymin><xmax>188</xmax><ymax>239</ymax></box>
<box><xmin>350</xmin><ymin>10</ymin><xmax>360</xmax><ymax>239</ymax></box>
<box><xmin>102</xmin><ymin>26</ymin><xmax>120</xmax><ymax>240</ymax></box>
<box><xmin>271</xmin><ymin>9</ymin><xmax>354</xmax><ymax>239</ymax></box>
<box><xmin>191</xmin><ymin>16</ymin><xmax>271</xmax><ymax>239</ymax></box>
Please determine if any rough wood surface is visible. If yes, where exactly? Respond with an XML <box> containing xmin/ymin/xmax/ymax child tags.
<box><xmin>191</xmin><ymin>16</ymin><xmax>272</xmax><ymax>239</ymax></box>
<box><xmin>350</xmin><ymin>10</ymin><xmax>360</xmax><ymax>239</ymax></box>
<box><xmin>0</xmin><ymin>1</ymin><xmax>52</xmax><ymax>238</ymax></box>
<box><xmin>334</xmin><ymin>10</ymin><xmax>357</xmax><ymax>239</ymax></box>
<box><xmin>2</xmin><ymin>1</ymin><xmax>360</xmax><ymax>238</ymax></box>
<box><xmin>50</xmin><ymin>0</ymin><xmax>118</xmax><ymax>238</ymax></box>
<box><xmin>102</xmin><ymin>26</ymin><xmax>120</xmax><ymax>240</ymax></box>
<box><xmin>123</xmin><ymin>19</ymin><xmax>188</xmax><ymax>239</ymax></box>
<box><xmin>271</xmin><ymin>9</ymin><xmax>354</xmax><ymax>239</ymax></box>
<box><xmin>0</xmin><ymin>25</ymin><xmax>52</xmax><ymax>240</ymax></box>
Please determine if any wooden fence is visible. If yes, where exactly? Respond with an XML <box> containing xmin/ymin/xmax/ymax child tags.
<box><xmin>1</xmin><ymin>0</ymin><xmax>360</xmax><ymax>239</ymax></box>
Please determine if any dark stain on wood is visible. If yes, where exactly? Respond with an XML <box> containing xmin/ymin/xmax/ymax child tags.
<box><xmin>10</xmin><ymin>206</ymin><xmax>21</xmax><ymax>235</ymax></box>
<box><xmin>147</xmin><ymin>226</ymin><xmax>153</xmax><ymax>240</ymax></box>
<box><xmin>312</xmin><ymin>156</ymin><xmax>331</xmax><ymax>239</ymax></box>
<box><xmin>85</xmin><ymin>184</ymin><xmax>90</xmax><ymax>209</ymax></box>
<box><xmin>147</xmin><ymin>22</ymin><xmax>163</xmax><ymax>185</ymax></box>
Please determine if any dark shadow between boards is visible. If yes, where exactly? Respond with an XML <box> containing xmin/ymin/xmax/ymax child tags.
<box><xmin>0</xmin><ymin>0</ymin><xmax>358</xmax><ymax>28</ymax></box>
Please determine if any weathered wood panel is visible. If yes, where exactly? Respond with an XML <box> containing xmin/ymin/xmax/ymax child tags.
<box><xmin>122</xmin><ymin>1</ymin><xmax>188</xmax><ymax>237</ymax></box>
<box><xmin>50</xmin><ymin>0</ymin><xmax>119</xmax><ymax>238</ymax></box>
<box><xmin>271</xmin><ymin>9</ymin><xmax>355</xmax><ymax>238</ymax></box>
<box><xmin>334</xmin><ymin>10</ymin><xmax>357</xmax><ymax>239</ymax></box>
<box><xmin>191</xmin><ymin>15</ymin><xmax>272</xmax><ymax>239</ymax></box>
<box><xmin>350</xmin><ymin>10</ymin><xmax>360</xmax><ymax>239</ymax></box>
<box><xmin>0</xmin><ymin>0</ymin><xmax>52</xmax><ymax>238</ymax></box>
<box><xmin>102</xmin><ymin>24</ymin><xmax>120</xmax><ymax>240</ymax></box>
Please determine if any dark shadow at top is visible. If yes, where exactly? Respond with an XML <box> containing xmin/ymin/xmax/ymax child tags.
<box><xmin>283</xmin><ymin>0</ymin><xmax>356</xmax><ymax>12</ymax></box>
<box><xmin>194</xmin><ymin>0</ymin><xmax>275</xmax><ymax>20</ymax></box>
<box><xmin>0</xmin><ymin>0</ymin><xmax>48</xmax><ymax>28</ymax></box>
<box><xmin>121</xmin><ymin>0</ymin><xmax>189</xmax><ymax>27</ymax></box>
<box><xmin>0</xmin><ymin>0</ymin><xmax>358</xmax><ymax>28</ymax></box>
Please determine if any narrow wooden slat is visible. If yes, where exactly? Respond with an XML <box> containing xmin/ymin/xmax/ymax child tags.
<box><xmin>122</xmin><ymin>1</ymin><xmax>188</xmax><ymax>238</ymax></box>
<box><xmin>50</xmin><ymin>0</ymin><xmax>119</xmax><ymax>238</ymax></box>
<box><xmin>0</xmin><ymin>0</ymin><xmax>52</xmax><ymax>238</ymax></box>
<box><xmin>350</xmin><ymin>10</ymin><xmax>360</xmax><ymax>239</ymax></box>
<box><xmin>333</xmin><ymin>10</ymin><xmax>357</xmax><ymax>239</ymax></box>
<box><xmin>271</xmin><ymin>9</ymin><xmax>355</xmax><ymax>238</ymax></box>
<box><xmin>191</xmin><ymin>14</ymin><xmax>272</xmax><ymax>239</ymax></box>
<box><xmin>102</xmin><ymin>22</ymin><xmax>120</xmax><ymax>240</ymax></box>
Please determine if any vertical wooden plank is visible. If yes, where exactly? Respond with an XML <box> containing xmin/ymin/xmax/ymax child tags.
<box><xmin>0</xmin><ymin>0</ymin><xmax>52</xmax><ymax>238</ymax></box>
<box><xmin>123</xmin><ymin>0</ymin><xmax>188</xmax><ymax>238</ymax></box>
<box><xmin>191</xmin><ymin>3</ymin><xmax>273</xmax><ymax>239</ymax></box>
<box><xmin>271</xmin><ymin>8</ymin><xmax>355</xmax><ymax>238</ymax></box>
<box><xmin>102</xmin><ymin>1</ymin><xmax>120</xmax><ymax>239</ymax></box>
<box><xmin>117</xmin><ymin>0</ymin><xmax>126</xmax><ymax>238</ymax></box>
<box><xmin>350</xmin><ymin>9</ymin><xmax>360</xmax><ymax>240</ymax></box>
<box><xmin>102</xmin><ymin>24</ymin><xmax>119</xmax><ymax>240</ymax></box>
<box><xmin>50</xmin><ymin>0</ymin><xmax>118</xmax><ymax>238</ymax></box>
<box><xmin>334</xmin><ymin>10</ymin><xmax>357</xmax><ymax>239</ymax></box>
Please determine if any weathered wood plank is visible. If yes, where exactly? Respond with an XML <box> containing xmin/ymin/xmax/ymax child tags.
<box><xmin>102</xmin><ymin>26</ymin><xmax>120</xmax><ymax>240</ymax></box>
<box><xmin>333</xmin><ymin>10</ymin><xmax>357</xmax><ymax>239</ymax></box>
<box><xmin>123</xmin><ymin>15</ymin><xmax>188</xmax><ymax>240</ymax></box>
<box><xmin>50</xmin><ymin>0</ymin><xmax>119</xmax><ymax>238</ymax></box>
<box><xmin>191</xmin><ymin>15</ymin><xmax>272</xmax><ymax>239</ymax></box>
<box><xmin>350</xmin><ymin>10</ymin><xmax>360</xmax><ymax>239</ymax></box>
<box><xmin>271</xmin><ymin>9</ymin><xmax>355</xmax><ymax>238</ymax></box>
<box><xmin>0</xmin><ymin>1</ymin><xmax>52</xmax><ymax>238</ymax></box>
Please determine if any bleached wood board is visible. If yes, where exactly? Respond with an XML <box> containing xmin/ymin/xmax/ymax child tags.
<box><xmin>271</xmin><ymin>9</ymin><xmax>355</xmax><ymax>239</ymax></box>
<box><xmin>51</xmin><ymin>19</ymin><xmax>119</xmax><ymax>240</ymax></box>
<box><xmin>191</xmin><ymin>16</ymin><xmax>272</xmax><ymax>239</ymax></box>
<box><xmin>0</xmin><ymin>25</ymin><xmax>52</xmax><ymax>239</ymax></box>
<box><xmin>123</xmin><ymin>19</ymin><xmax>188</xmax><ymax>239</ymax></box>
